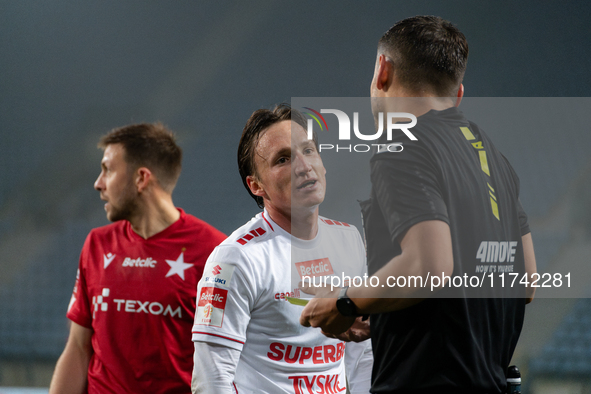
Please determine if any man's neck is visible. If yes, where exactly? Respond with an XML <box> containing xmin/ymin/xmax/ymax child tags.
<box><xmin>266</xmin><ymin>206</ymin><xmax>319</xmax><ymax>240</ymax></box>
<box><xmin>382</xmin><ymin>95</ymin><xmax>456</xmax><ymax>118</ymax></box>
<box><xmin>128</xmin><ymin>194</ymin><xmax>180</xmax><ymax>239</ymax></box>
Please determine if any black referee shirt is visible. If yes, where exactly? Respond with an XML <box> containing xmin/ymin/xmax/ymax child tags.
<box><xmin>362</xmin><ymin>107</ymin><xmax>530</xmax><ymax>393</ymax></box>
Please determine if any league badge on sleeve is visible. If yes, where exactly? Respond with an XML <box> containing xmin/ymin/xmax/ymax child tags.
<box><xmin>196</xmin><ymin>286</ymin><xmax>228</xmax><ymax>327</ymax></box>
<box><xmin>202</xmin><ymin>262</ymin><xmax>235</xmax><ymax>287</ymax></box>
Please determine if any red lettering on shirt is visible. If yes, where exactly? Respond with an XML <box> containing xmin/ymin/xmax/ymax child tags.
<box><xmin>325</xmin><ymin>374</ymin><xmax>335</xmax><ymax>394</ymax></box>
<box><xmin>267</xmin><ymin>342</ymin><xmax>285</xmax><ymax>361</ymax></box>
<box><xmin>336</xmin><ymin>342</ymin><xmax>345</xmax><ymax>361</ymax></box>
<box><xmin>285</xmin><ymin>345</ymin><xmax>301</xmax><ymax>364</ymax></box>
<box><xmin>303</xmin><ymin>375</ymin><xmax>316</xmax><ymax>392</ymax></box>
<box><xmin>299</xmin><ymin>347</ymin><xmax>313</xmax><ymax>364</ymax></box>
<box><xmin>312</xmin><ymin>346</ymin><xmax>323</xmax><ymax>364</ymax></box>
<box><xmin>323</xmin><ymin>345</ymin><xmax>336</xmax><ymax>363</ymax></box>
<box><xmin>266</xmin><ymin>342</ymin><xmax>344</xmax><ymax>365</ymax></box>
<box><xmin>274</xmin><ymin>288</ymin><xmax>301</xmax><ymax>301</ymax></box>
<box><xmin>288</xmin><ymin>374</ymin><xmax>346</xmax><ymax>394</ymax></box>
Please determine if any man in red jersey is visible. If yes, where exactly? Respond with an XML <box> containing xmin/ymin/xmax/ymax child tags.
<box><xmin>49</xmin><ymin>123</ymin><xmax>226</xmax><ymax>394</ymax></box>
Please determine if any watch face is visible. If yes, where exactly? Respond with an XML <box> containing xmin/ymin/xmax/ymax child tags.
<box><xmin>336</xmin><ymin>297</ymin><xmax>356</xmax><ymax>317</ymax></box>
<box><xmin>336</xmin><ymin>297</ymin><xmax>347</xmax><ymax>315</ymax></box>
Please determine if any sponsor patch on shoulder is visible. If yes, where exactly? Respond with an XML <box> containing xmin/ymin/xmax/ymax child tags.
<box><xmin>196</xmin><ymin>287</ymin><xmax>228</xmax><ymax>327</ymax></box>
<box><xmin>202</xmin><ymin>262</ymin><xmax>235</xmax><ymax>287</ymax></box>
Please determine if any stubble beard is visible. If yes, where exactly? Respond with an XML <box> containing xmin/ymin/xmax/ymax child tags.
<box><xmin>106</xmin><ymin>184</ymin><xmax>139</xmax><ymax>223</ymax></box>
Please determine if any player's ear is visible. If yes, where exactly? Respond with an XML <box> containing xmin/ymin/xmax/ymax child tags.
<box><xmin>136</xmin><ymin>167</ymin><xmax>152</xmax><ymax>193</ymax></box>
<box><xmin>246</xmin><ymin>175</ymin><xmax>266</xmax><ymax>199</ymax></box>
<box><xmin>376</xmin><ymin>54</ymin><xmax>393</xmax><ymax>91</ymax></box>
<box><xmin>455</xmin><ymin>83</ymin><xmax>464</xmax><ymax>107</ymax></box>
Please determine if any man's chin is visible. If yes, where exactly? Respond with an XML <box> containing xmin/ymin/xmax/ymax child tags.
<box><xmin>292</xmin><ymin>197</ymin><xmax>325</xmax><ymax>213</ymax></box>
<box><xmin>106</xmin><ymin>211</ymin><xmax>127</xmax><ymax>223</ymax></box>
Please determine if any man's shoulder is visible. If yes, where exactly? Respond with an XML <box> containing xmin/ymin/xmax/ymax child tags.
<box><xmin>87</xmin><ymin>221</ymin><xmax>126</xmax><ymax>239</ymax></box>
<box><xmin>206</xmin><ymin>212</ymin><xmax>284</xmax><ymax>274</ymax></box>
<box><xmin>179</xmin><ymin>210</ymin><xmax>226</xmax><ymax>241</ymax></box>
<box><xmin>219</xmin><ymin>212</ymin><xmax>279</xmax><ymax>250</ymax></box>
<box><xmin>378</xmin><ymin>107</ymin><xmax>468</xmax><ymax>146</ymax></box>
<box><xmin>318</xmin><ymin>216</ymin><xmax>364</xmax><ymax>254</ymax></box>
<box><xmin>318</xmin><ymin>216</ymin><xmax>356</xmax><ymax>230</ymax></box>
<box><xmin>79</xmin><ymin>222</ymin><xmax>127</xmax><ymax>259</ymax></box>
<box><xmin>318</xmin><ymin>216</ymin><xmax>360</xmax><ymax>237</ymax></box>
<box><xmin>371</xmin><ymin>108</ymin><xmax>483</xmax><ymax>167</ymax></box>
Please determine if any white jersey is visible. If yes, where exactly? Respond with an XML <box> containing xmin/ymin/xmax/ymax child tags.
<box><xmin>192</xmin><ymin>211</ymin><xmax>369</xmax><ymax>394</ymax></box>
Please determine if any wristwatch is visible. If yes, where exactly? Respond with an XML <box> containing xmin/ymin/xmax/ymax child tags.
<box><xmin>336</xmin><ymin>286</ymin><xmax>360</xmax><ymax>317</ymax></box>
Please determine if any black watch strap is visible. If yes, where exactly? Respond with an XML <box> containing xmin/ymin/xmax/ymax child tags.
<box><xmin>336</xmin><ymin>286</ymin><xmax>360</xmax><ymax>317</ymax></box>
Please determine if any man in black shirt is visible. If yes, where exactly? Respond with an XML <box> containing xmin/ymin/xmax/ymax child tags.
<box><xmin>300</xmin><ymin>16</ymin><xmax>537</xmax><ymax>393</ymax></box>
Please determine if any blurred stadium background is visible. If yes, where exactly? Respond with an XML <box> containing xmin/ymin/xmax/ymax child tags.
<box><xmin>1</xmin><ymin>1</ymin><xmax>590</xmax><ymax>393</ymax></box>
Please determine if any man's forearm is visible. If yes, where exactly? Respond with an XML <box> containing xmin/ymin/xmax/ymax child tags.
<box><xmin>349</xmin><ymin>220</ymin><xmax>453</xmax><ymax>314</ymax></box>
<box><xmin>300</xmin><ymin>221</ymin><xmax>453</xmax><ymax>335</ymax></box>
<box><xmin>522</xmin><ymin>232</ymin><xmax>537</xmax><ymax>304</ymax></box>
<box><xmin>49</xmin><ymin>350</ymin><xmax>90</xmax><ymax>394</ymax></box>
<box><xmin>346</xmin><ymin>254</ymin><xmax>429</xmax><ymax>314</ymax></box>
<box><xmin>192</xmin><ymin>342</ymin><xmax>241</xmax><ymax>394</ymax></box>
<box><xmin>49</xmin><ymin>322</ymin><xmax>92</xmax><ymax>394</ymax></box>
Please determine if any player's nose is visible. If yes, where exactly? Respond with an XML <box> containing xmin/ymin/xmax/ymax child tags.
<box><xmin>293</xmin><ymin>152</ymin><xmax>313</xmax><ymax>176</ymax></box>
<box><xmin>94</xmin><ymin>172</ymin><xmax>105</xmax><ymax>191</ymax></box>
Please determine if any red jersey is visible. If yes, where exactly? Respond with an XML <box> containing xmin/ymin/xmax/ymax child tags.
<box><xmin>67</xmin><ymin>208</ymin><xmax>226</xmax><ymax>393</ymax></box>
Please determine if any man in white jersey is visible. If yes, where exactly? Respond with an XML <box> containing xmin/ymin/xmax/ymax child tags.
<box><xmin>191</xmin><ymin>104</ymin><xmax>372</xmax><ymax>393</ymax></box>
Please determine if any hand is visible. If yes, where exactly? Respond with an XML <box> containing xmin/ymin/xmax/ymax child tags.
<box><xmin>328</xmin><ymin>316</ymin><xmax>370</xmax><ymax>343</ymax></box>
<box><xmin>298</xmin><ymin>282</ymin><xmax>356</xmax><ymax>336</ymax></box>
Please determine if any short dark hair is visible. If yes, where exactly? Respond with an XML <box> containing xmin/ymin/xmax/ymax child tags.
<box><xmin>378</xmin><ymin>15</ymin><xmax>469</xmax><ymax>97</ymax></box>
<box><xmin>237</xmin><ymin>103</ymin><xmax>313</xmax><ymax>209</ymax></box>
<box><xmin>98</xmin><ymin>122</ymin><xmax>182</xmax><ymax>192</ymax></box>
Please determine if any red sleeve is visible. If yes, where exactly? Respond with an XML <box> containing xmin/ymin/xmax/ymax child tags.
<box><xmin>66</xmin><ymin>234</ymin><xmax>93</xmax><ymax>329</ymax></box>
